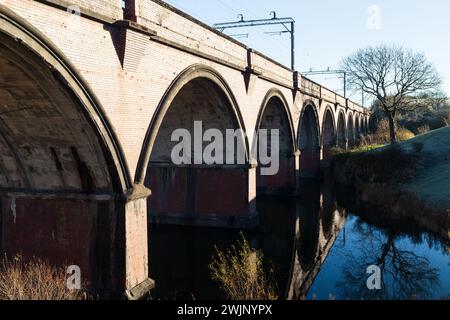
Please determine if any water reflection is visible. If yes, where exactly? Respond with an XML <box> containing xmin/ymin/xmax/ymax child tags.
<box><xmin>148</xmin><ymin>196</ymin><xmax>301</xmax><ymax>300</ymax></box>
<box><xmin>288</xmin><ymin>178</ymin><xmax>346</xmax><ymax>299</ymax></box>
<box><xmin>148</xmin><ymin>177</ymin><xmax>449</xmax><ymax>300</ymax></box>
<box><xmin>334</xmin><ymin>220</ymin><xmax>444</xmax><ymax>300</ymax></box>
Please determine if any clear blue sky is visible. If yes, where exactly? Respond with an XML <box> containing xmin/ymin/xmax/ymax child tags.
<box><xmin>164</xmin><ymin>0</ymin><xmax>450</xmax><ymax>103</ymax></box>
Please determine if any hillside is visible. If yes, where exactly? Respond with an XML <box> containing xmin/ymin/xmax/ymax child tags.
<box><xmin>400</xmin><ymin>126</ymin><xmax>450</xmax><ymax>210</ymax></box>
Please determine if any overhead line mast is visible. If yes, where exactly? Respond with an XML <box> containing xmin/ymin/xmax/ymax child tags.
<box><xmin>214</xmin><ymin>12</ymin><xmax>296</xmax><ymax>71</ymax></box>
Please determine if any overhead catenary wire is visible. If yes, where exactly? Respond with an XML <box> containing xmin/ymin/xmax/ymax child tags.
<box><xmin>212</xmin><ymin>0</ymin><xmax>294</xmax><ymax>69</ymax></box>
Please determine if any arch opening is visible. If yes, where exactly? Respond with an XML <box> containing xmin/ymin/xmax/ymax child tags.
<box><xmin>364</xmin><ymin>117</ymin><xmax>369</xmax><ymax>134</ymax></box>
<box><xmin>0</xmin><ymin>40</ymin><xmax>114</xmax><ymax>193</ymax></box>
<box><xmin>255</xmin><ymin>93</ymin><xmax>296</xmax><ymax>196</ymax></box>
<box><xmin>0</xmin><ymin>14</ymin><xmax>136</xmax><ymax>294</ymax></box>
<box><xmin>355</xmin><ymin>115</ymin><xmax>361</xmax><ymax>143</ymax></box>
<box><xmin>144</xmin><ymin>70</ymin><xmax>256</xmax><ymax>228</ymax></box>
<box><xmin>337</xmin><ymin>111</ymin><xmax>347</xmax><ymax>149</ymax></box>
<box><xmin>322</xmin><ymin>109</ymin><xmax>336</xmax><ymax>162</ymax></box>
<box><xmin>348</xmin><ymin>114</ymin><xmax>355</xmax><ymax>147</ymax></box>
<box><xmin>298</xmin><ymin>104</ymin><xmax>320</xmax><ymax>178</ymax></box>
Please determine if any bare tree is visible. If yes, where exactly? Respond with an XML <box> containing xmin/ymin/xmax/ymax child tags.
<box><xmin>342</xmin><ymin>45</ymin><xmax>443</xmax><ymax>143</ymax></box>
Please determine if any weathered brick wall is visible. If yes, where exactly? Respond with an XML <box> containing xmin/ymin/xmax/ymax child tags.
<box><xmin>0</xmin><ymin>194</ymin><xmax>116</xmax><ymax>289</ymax></box>
<box><xmin>52</xmin><ymin>0</ymin><xmax>123</xmax><ymax>20</ymax></box>
<box><xmin>252</xmin><ymin>51</ymin><xmax>293</xmax><ymax>86</ymax></box>
<box><xmin>135</xmin><ymin>0</ymin><xmax>247</xmax><ymax>69</ymax></box>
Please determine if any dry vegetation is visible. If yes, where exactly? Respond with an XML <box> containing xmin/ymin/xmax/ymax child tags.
<box><xmin>0</xmin><ymin>254</ymin><xmax>88</xmax><ymax>300</ymax></box>
<box><xmin>333</xmin><ymin>143</ymin><xmax>424</xmax><ymax>186</ymax></box>
<box><xmin>209</xmin><ymin>234</ymin><xmax>278</xmax><ymax>300</ymax></box>
<box><xmin>331</xmin><ymin>119</ymin><xmax>417</xmax><ymax>157</ymax></box>
<box><xmin>360</xmin><ymin>118</ymin><xmax>415</xmax><ymax>147</ymax></box>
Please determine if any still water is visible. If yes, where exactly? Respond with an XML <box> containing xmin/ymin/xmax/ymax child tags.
<box><xmin>148</xmin><ymin>179</ymin><xmax>449</xmax><ymax>300</ymax></box>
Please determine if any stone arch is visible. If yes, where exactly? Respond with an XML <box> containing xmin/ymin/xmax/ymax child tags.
<box><xmin>298</xmin><ymin>101</ymin><xmax>320</xmax><ymax>178</ymax></box>
<box><xmin>0</xmin><ymin>6</ymin><xmax>144</xmax><ymax>295</ymax></box>
<box><xmin>365</xmin><ymin>116</ymin><xmax>370</xmax><ymax>134</ymax></box>
<box><xmin>337</xmin><ymin>110</ymin><xmax>347</xmax><ymax>148</ymax></box>
<box><xmin>140</xmin><ymin>64</ymin><xmax>256</xmax><ymax>228</ymax></box>
<box><xmin>254</xmin><ymin>89</ymin><xmax>296</xmax><ymax>196</ymax></box>
<box><xmin>321</xmin><ymin>106</ymin><xmax>337</xmax><ymax>162</ymax></box>
<box><xmin>362</xmin><ymin>117</ymin><xmax>367</xmax><ymax>134</ymax></box>
<box><xmin>347</xmin><ymin>112</ymin><xmax>355</xmax><ymax>147</ymax></box>
<box><xmin>355</xmin><ymin>114</ymin><xmax>361</xmax><ymax>141</ymax></box>
<box><xmin>0</xmin><ymin>7</ymin><xmax>130</xmax><ymax>192</ymax></box>
<box><xmin>136</xmin><ymin>64</ymin><xmax>249</xmax><ymax>182</ymax></box>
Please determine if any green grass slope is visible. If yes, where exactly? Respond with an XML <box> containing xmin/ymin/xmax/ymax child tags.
<box><xmin>400</xmin><ymin>126</ymin><xmax>450</xmax><ymax>209</ymax></box>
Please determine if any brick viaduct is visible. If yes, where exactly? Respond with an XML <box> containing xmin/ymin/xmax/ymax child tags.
<box><xmin>0</xmin><ymin>0</ymin><xmax>370</xmax><ymax>298</ymax></box>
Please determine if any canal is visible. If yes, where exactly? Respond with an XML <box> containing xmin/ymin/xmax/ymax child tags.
<box><xmin>148</xmin><ymin>177</ymin><xmax>449</xmax><ymax>300</ymax></box>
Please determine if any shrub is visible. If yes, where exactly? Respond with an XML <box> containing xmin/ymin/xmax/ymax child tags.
<box><xmin>334</xmin><ymin>144</ymin><xmax>424</xmax><ymax>186</ymax></box>
<box><xmin>0</xmin><ymin>255</ymin><xmax>89</xmax><ymax>300</ymax></box>
<box><xmin>416</xmin><ymin>125</ymin><xmax>430</xmax><ymax>135</ymax></box>
<box><xmin>360</xmin><ymin>119</ymin><xmax>415</xmax><ymax>146</ymax></box>
<box><xmin>397</xmin><ymin>128</ymin><xmax>415</xmax><ymax>141</ymax></box>
<box><xmin>209</xmin><ymin>234</ymin><xmax>278</xmax><ymax>300</ymax></box>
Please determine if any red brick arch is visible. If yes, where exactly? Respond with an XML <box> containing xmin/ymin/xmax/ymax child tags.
<box><xmin>254</xmin><ymin>89</ymin><xmax>297</xmax><ymax>195</ymax></box>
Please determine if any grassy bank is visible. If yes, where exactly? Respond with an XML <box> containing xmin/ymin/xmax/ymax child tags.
<box><xmin>333</xmin><ymin>126</ymin><xmax>450</xmax><ymax>238</ymax></box>
<box><xmin>399</xmin><ymin>126</ymin><xmax>450</xmax><ymax>210</ymax></box>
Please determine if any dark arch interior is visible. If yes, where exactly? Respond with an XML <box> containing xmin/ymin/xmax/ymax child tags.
<box><xmin>256</xmin><ymin>96</ymin><xmax>295</xmax><ymax>195</ymax></box>
<box><xmin>355</xmin><ymin>116</ymin><xmax>361</xmax><ymax>137</ymax></box>
<box><xmin>150</xmin><ymin>78</ymin><xmax>242</xmax><ymax>163</ymax></box>
<box><xmin>299</xmin><ymin>105</ymin><xmax>319</xmax><ymax>150</ymax></box>
<box><xmin>0</xmin><ymin>38</ymin><xmax>113</xmax><ymax>193</ymax></box>
<box><xmin>322</xmin><ymin>110</ymin><xmax>336</xmax><ymax>162</ymax></box>
<box><xmin>337</xmin><ymin>112</ymin><xmax>346</xmax><ymax>148</ymax></box>
<box><xmin>0</xmin><ymin>32</ymin><xmax>119</xmax><ymax>289</ymax></box>
<box><xmin>322</xmin><ymin>110</ymin><xmax>336</xmax><ymax>148</ymax></box>
<box><xmin>145</xmin><ymin>76</ymin><xmax>253</xmax><ymax>222</ymax></box>
<box><xmin>298</xmin><ymin>105</ymin><xmax>320</xmax><ymax>178</ymax></box>
<box><xmin>363</xmin><ymin>118</ymin><xmax>368</xmax><ymax>134</ymax></box>
<box><xmin>258</xmin><ymin>97</ymin><xmax>293</xmax><ymax>156</ymax></box>
<box><xmin>348</xmin><ymin>114</ymin><xmax>355</xmax><ymax>146</ymax></box>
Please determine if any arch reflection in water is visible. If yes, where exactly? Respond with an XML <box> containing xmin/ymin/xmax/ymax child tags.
<box><xmin>148</xmin><ymin>178</ymin><xmax>344</xmax><ymax>300</ymax></box>
<box><xmin>287</xmin><ymin>178</ymin><xmax>346</xmax><ymax>300</ymax></box>
<box><xmin>149</xmin><ymin>175</ymin><xmax>450</xmax><ymax>300</ymax></box>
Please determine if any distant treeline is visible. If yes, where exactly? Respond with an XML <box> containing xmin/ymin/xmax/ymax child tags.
<box><xmin>369</xmin><ymin>99</ymin><xmax>450</xmax><ymax>135</ymax></box>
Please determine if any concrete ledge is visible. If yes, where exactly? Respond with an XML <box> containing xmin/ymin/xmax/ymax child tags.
<box><xmin>149</xmin><ymin>212</ymin><xmax>259</xmax><ymax>229</ymax></box>
<box><xmin>0</xmin><ymin>189</ymin><xmax>115</xmax><ymax>201</ymax></box>
<box><xmin>258</xmin><ymin>74</ymin><xmax>293</xmax><ymax>90</ymax></box>
<box><xmin>112</xmin><ymin>19</ymin><xmax>157</xmax><ymax>37</ymax></box>
<box><xmin>148</xmin><ymin>163</ymin><xmax>253</xmax><ymax>169</ymax></box>
<box><xmin>150</xmin><ymin>35</ymin><xmax>246</xmax><ymax>73</ymax></box>
<box><xmin>125</xmin><ymin>278</ymin><xmax>155</xmax><ymax>300</ymax></box>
